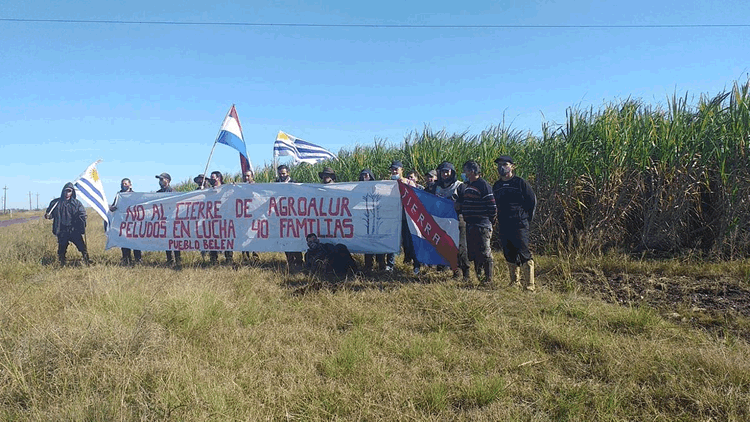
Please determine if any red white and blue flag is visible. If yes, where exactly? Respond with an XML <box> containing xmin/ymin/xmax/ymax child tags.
<box><xmin>216</xmin><ymin>105</ymin><xmax>253</xmax><ymax>172</ymax></box>
<box><xmin>398</xmin><ymin>183</ymin><xmax>460</xmax><ymax>269</ymax></box>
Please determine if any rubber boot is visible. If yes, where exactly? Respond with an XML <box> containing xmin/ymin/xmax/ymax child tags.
<box><xmin>474</xmin><ymin>261</ymin><xmax>483</xmax><ymax>280</ymax></box>
<box><xmin>175</xmin><ymin>252</ymin><xmax>183</xmax><ymax>270</ymax></box>
<box><xmin>58</xmin><ymin>254</ymin><xmax>66</xmax><ymax>267</ymax></box>
<box><xmin>82</xmin><ymin>251</ymin><xmax>91</xmax><ymax>266</ymax></box>
<box><xmin>522</xmin><ymin>260</ymin><xmax>535</xmax><ymax>291</ymax></box>
<box><xmin>508</xmin><ymin>263</ymin><xmax>521</xmax><ymax>289</ymax></box>
<box><xmin>483</xmin><ymin>261</ymin><xmax>494</xmax><ymax>285</ymax></box>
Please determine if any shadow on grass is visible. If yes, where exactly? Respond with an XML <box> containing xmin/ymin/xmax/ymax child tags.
<box><xmin>284</xmin><ymin>266</ymin><xmax>473</xmax><ymax>296</ymax></box>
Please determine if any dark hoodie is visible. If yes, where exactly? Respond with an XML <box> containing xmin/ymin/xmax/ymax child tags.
<box><xmin>46</xmin><ymin>182</ymin><xmax>86</xmax><ymax>235</ymax></box>
<box><xmin>426</xmin><ymin>162</ymin><xmax>464</xmax><ymax>201</ymax></box>
<box><xmin>358</xmin><ymin>169</ymin><xmax>376</xmax><ymax>181</ymax></box>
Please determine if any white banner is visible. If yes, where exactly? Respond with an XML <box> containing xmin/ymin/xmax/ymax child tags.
<box><xmin>106</xmin><ymin>182</ymin><xmax>402</xmax><ymax>253</ymax></box>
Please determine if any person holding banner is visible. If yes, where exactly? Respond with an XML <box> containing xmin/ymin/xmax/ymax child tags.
<box><xmin>241</xmin><ymin>170</ymin><xmax>260</xmax><ymax>263</ymax></box>
<box><xmin>359</xmin><ymin>169</ymin><xmax>386</xmax><ymax>272</ymax></box>
<box><xmin>318</xmin><ymin>167</ymin><xmax>336</xmax><ymax>184</ymax></box>
<box><xmin>45</xmin><ymin>183</ymin><xmax>89</xmax><ymax>266</ymax></box>
<box><xmin>427</xmin><ymin>162</ymin><xmax>470</xmax><ymax>280</ymax></box>
<box><xmin>275</xmin><ymin>165</ymin><xmax>295</xmax><ymax>183</ymax></box>
<box><xmin>208</xmin><ymin>171</ymin><xmax>234</xmax><ymax>265</ymax></box>
<box><xmin>194</xmin><ymin>174</ymin><xmax>210</xmax><ymax>189</ymax></box>
<box><xmin>275</xmin><ymin>165</ymin><xmax>304</xmax><ymax>270</ymax></box>
<box><xmin>109</xmin><ymin>178</ymin><xmax>141</xmax><ymax>265</ymax></box>
<box><xmin>385</xmin><ymin>160</ymin><xmax>421</xmax><ymax>275</ymax></box>
<box><xmin>156</xmin><ymin>173</ymin><xmax>182</xmax><ymax>268</ymax></box>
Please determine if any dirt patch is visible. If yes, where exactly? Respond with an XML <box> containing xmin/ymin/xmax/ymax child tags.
<box><xmin>552</xmin><ymin>269</ymin><xmax>750</xmax><ymax>341</ymax></box>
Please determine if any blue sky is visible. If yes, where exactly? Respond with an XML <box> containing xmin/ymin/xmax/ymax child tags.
<box><xmin>1</xmin><ymin>0</ymin><xmax>749</xmax><ymax>209</ymax></box>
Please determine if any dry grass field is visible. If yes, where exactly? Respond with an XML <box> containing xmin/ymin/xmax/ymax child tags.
<box><xmin>1</xmin><ymin>211</ymin><xmax>749</xmax><ymax>421</ymax></box>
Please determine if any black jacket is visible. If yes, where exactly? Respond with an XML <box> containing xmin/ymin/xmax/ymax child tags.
<box><xmin>46</xmin><ymin>182</ymin><xmax>87</xmax><ymax>236</ymax></box>
<box><xmin>492</xmin><ymin>176</ymin><xmax>536</xmax><ymax>230</ymax></box>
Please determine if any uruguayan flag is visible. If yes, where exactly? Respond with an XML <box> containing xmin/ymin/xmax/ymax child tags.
<box><xmin>74</xmin><ymin>160</ymin><xmax>109</xmax><ymax>229</ymax></box>
<box><xmin>274</xmin><ymin>131</ymin><xmax>337</xmax><ymax>164</ymax></box>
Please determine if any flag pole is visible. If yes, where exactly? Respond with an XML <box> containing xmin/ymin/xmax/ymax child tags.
<box><xmin>201</xmin><ymin>105</ymin><xmax>233</xmax><ymax>188</ymax></box>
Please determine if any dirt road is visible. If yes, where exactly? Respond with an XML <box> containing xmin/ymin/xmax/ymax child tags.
<box><xmin>0</xmin><ymin>216</ymin><xmax>41</xmax><ymax>228</ymax></box>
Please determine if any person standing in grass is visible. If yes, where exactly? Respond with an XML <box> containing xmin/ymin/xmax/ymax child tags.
<box><xmin>359</xmin><ymin>168</ymin><xmax>386</xmax><ymax>272</ymax></box>
<box><xmin>208</xmin><ymin>171</ymin><xmax>233</xmax><ymax>265</ymax></box>
<box><xmin>156</xmin><ymin>172</ymin><xmax>181</xmax><ymax>268</ymax></box>
<box><xmin>275</xmin><ymin>165</ymin><xmax>304</xmax><ymax>271</ymax></box>
<box><xmin>45</xmin><ymin>182</ymin><xmax>89</xmax><ymax>266</ymax></box>
<box><xmin>241</xmin><ymin>169</ymin><xmax>260</xmax><ymax>263</ymax></box>
<box><xmin>426</xmin><ymin>162</ymin><xmax>470</xmax><ymax>280</ymax></box>
<box><xmin>109</xmin><ymin>178</ymin><xmax>141</xmax><ymax>265</ymax></box>
<box><xmin>457</xmin><ymin>160</ymin><xmax>497</xmax><ymax>285</ymax></box>
<box><xmin>492</xmin><ymin>155</ymin><xmax>537</xmax><ymax>291</ymax></box>
<box><xmin>385</xmin><ymin>160</ymin><xmax>421</xmax><ymax>275</ymax></box>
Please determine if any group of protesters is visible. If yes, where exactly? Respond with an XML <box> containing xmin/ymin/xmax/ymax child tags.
<box><xmin>44</xmin><ymin>156</ymin><xmax>536</xmax><ymax>290</ymax></box>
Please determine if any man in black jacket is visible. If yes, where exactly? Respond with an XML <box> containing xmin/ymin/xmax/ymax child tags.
<box><xmin>492</xmin><ymin>156</ymin><xmax>537</xmax><ymax>291</ymax></box>
<box><xmin>45</xmin><ymin>182</ymin><xmax>89</xmax><ymax>266</ymax></box>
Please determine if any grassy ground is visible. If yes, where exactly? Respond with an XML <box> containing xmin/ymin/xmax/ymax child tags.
<box><xmin>1</xmin><ymin>214</ymin><xmax>749</xmax><ymax>420</ymax></box>
<box><xmin>0</xmin><ymin>210</ymin><xmax>42</xmax><ymax>221</ymax></box>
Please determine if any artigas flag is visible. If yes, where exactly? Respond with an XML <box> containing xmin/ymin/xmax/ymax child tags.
<box><xmin>74</xmin><ymin>160</ymin><xmax>109</xmax><ymax>228</ymax></box>
<box><xmin>274</xmin><ymin>131</ymin><xmax>337</xmax><ymax>164</ymax></box>
<box><xmin>216</xmin><ymin>105</ymin><xmax>253</xmax><ymax>171</ymax></box>
<box><xmin>398</xmin><ymin>183</ymin><xmax>460</xmax><ymax>269</ymax></box>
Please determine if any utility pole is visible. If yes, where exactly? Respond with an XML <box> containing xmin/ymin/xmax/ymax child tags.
<box><xmin>36</xmin><ymin>193</ymin><xmax>39</xmax><ymax>210</ymax></box>
<box><xmin>2</xmin><ymin>185</ymin><xmax>6</xmax><ymax>214</ymax></box>
<box><xmin>29</xmin><ymin>191</ymin><xmax>32</xmax><ymax>211</ymax></box>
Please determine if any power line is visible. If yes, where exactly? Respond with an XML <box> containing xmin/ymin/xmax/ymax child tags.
<box><xmin>1</xmin><ymin>17</ymin><xmax>749</xmax><ymax>29</ymax></box>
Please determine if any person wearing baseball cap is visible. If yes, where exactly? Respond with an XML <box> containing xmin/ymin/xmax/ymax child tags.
<box><xmin>492</xmin><ymin>155</ymin><xmax>537</xmax><ymax>291</ymax></box>
<box><xmin>155</xmin><ymin>173</ymin><xmax>172</xmax><ymax>190</ymax></box>
<box><xmin>155</xmin><ymin>172</ymin><xmax>181</xmax><ymax>268</ymax></box>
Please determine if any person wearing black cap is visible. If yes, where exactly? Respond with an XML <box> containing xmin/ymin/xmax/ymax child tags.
<box><xmin>457</xmin><ymin>160</ymin><xmax>497</xmax><ymax>285</ymax></box>
<box><xmin>426</xmin><ymin>162</ymin><xmax>470</xmax><ymax>279</ymax></box>
<box><xmin>318</xmin><ymin>167</ymin><xmax>336</xmax><ymax>184</ymax></box>
<box><xmin>45</xmin><ymin>183</ymin><xmax>89</xmax><ymax>266</ymax></box>
<box><xmin>492</xmin><ymin>155</ymin><xmax>537</xmax><ymax>291</ymax></box>
<box><xmin>156</xmin><ymin>173</ymin><xmax>181</xmax><ymax>268</ymax></box>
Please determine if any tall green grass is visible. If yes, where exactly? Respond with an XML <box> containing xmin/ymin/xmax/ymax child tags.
<box><xmin>198</xmin><ymin>79</ymin><xmax>750</xmax><ymax>258</ymax></box>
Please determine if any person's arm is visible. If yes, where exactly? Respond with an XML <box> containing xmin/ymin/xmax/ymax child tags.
<box><xmin>110</xmin><ymin>193</ymin><xmax>120</xmax><ymax>211</ymax></box>
<box><xmin>44</xmin><ymin>199</ymin><xmax>59</xmax><ymax>219</ymax></box>
<box><xmin>522</xmin><ymin>180</ymin><xmax>537</xmax><ymax>222</ymax></box>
